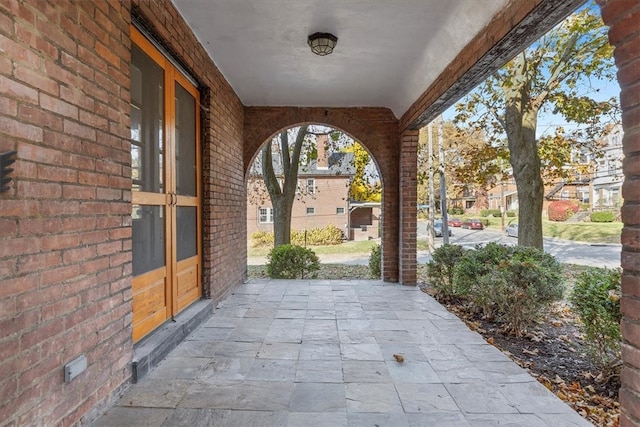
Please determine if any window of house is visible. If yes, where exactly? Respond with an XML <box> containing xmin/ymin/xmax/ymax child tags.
<box><xmin>306</xmin><ymin>207</ymin><xmax>315</xmax><ymax>215</ymax></box>
<box><xmin>306</xmin><ymin>178</ymin><xmax>315</xmax><ymax>194</ymax></box>
<box><xmin>336</xmin><ymin>207</ymin><xmax>345</xmax><ymax>214</ymax></box>
<box><xmin>259</xmin><ymin>207</ymin><xmax>273</xmax><ymax>223</ymax></box>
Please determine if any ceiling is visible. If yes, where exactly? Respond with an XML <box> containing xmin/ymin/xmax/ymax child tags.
<box><xmin>171</xmin><ymin>0</ymin><xmax>509</xmax><ymax>119</ymax></box>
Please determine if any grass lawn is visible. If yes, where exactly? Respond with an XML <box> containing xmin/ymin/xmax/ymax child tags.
<box><xmin>483</xmin><ymin>218</ymin><xmax>622</xmax><ymax>244</ymax></box>
<box><xmin>248</xmin><ymin>238</ymin><xmax>379</xmax><ymax>258</ymax></box>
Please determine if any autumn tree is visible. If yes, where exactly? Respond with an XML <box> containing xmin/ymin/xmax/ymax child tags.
<box><xmin>454</xmin><ymin>3</ymin><xmax>618</xmax><ymax>248</ymax></box>
<box><xmin>343</xmin><ymin>142</ymin><xmax>381</xmax><ymax>202</ymax></box>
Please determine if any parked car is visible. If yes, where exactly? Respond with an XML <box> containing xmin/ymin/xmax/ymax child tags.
<box><xmin>461</xmin><ymin>218</ymin><xmax>484</xmax><ymax>230</ymax></box>
<box><xmin>448</xmin><ymin>217</ymin><xmax>463</xmax><ymax>227</ymax></box>
<box><xmin>433</xmin><ymin>219</ymin><xmax>452</xmax><ymax>237</ymax></box>
<box><xmin>505</xmin><ymin>222</ymin><xmax>518</xmax><ymax>237</ymax></box>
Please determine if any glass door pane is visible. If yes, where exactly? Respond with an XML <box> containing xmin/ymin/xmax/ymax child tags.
<box><xmin>131</xmin><ymin>45</ymin><xmax>164</xmax><ymax>194</ymax></box>
<box><xmin>131</xmin><ymin>205</ymin><xmax>166</xmax><ymax>275</ymax></box>
<box><xmin>174</xmin><ymin>82</ymin><xmax>196</xmax><ymax>197</ymax></box>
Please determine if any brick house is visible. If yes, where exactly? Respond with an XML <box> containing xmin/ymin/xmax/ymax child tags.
<box><xmin>246</xmin><ymin>135</ymin><xmax>355</xmax><ymax>240</ymax></box>
<box><xmin>2</xmin><ymin>1</ymin><xmax>640</xmax><ymax>425</ymax></box>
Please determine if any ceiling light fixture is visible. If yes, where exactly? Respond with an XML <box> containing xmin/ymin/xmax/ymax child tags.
<box><xmin>307</xmin><ymin>32</ymin><xmax>338</xmax><ymax>56</ymax></box>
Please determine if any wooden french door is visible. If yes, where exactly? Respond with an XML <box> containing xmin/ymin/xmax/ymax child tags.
<box><xmin>130</xmin><ymin>28</ymin><xmax>201</xmax><ymax>342</ymax></box>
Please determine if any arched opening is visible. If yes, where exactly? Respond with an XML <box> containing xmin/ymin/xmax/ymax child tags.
<box><xmin>245</xmin><ymin>123</ymin><xmax>386</xmax><ymax>278</ymax></box>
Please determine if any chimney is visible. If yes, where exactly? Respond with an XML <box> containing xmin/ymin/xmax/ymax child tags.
<box><xmin>317</xmin><ymin>134</ymin><xmax>329</xmax><ymax>170</ymax></box>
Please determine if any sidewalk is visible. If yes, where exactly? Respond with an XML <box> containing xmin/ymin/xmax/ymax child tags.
<box><xmin>92</xmin><ymin>279</ymin><xmax>589</xmax><ymax>426</ymax></box>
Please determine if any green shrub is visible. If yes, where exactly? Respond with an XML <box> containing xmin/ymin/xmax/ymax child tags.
<box><xmin>253</xmin><ymin>225</ymin><xmax>344</xmax><ymax>248</ymax></box>
<box><xmin>454</xmin><ymin>243</ymin><xmax>564</xmax><ymax>335</ymax></box>
<box><xmin>506</xmin><ymin>211</ymin><xmax>516</xmax><ymax>218</ymax></box>
<box><xmin>426</xmin><ymin>244</ymin><xmax>466</xmax><ymax>298</ymax></box>
<box><xmin>369</xmin><ymin>244</ymin><xmax>381</xmax><ymax>279</ymax></box>
<box><xmin>548</xmin><ymin>200</ymin><xmax>580</xmax><ymax>221</ymax></box>
<box><xmin>266</xmin><ymin>244</ymin><xmax>320</xmax><ymax>279</ymax></box>
<box><xmin>590</xmin><ymin>211</ymin><xmax>615</xmax><ymax>223</ymax></box>
<box><xmin>448</xmin><ymin>207</ymin><xmax>464</xmax><ymax>215</ymax></box>
<box><xmin>569</xmin><ymin>267</ymin><xmax>621</xmax><ymax>374</ymax></box>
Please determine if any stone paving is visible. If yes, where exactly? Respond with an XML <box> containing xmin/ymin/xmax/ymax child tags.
<box><xmin>93</xmin><ymin>279</ymin><xmax>590</xmax><ymax>426</ymax></box>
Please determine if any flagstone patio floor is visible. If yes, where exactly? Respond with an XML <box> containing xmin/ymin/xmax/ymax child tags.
<box><xmin>92</xmin><ymin>279</ymin><xmax>590</xmax><ymax>426</ymax></box>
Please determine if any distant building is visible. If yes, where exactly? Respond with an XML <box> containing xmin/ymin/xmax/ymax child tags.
<box><xmin>591</xmin><ymin>124</ymin><xmax>623</xmax><ymax>209</ymax></box>
<box><xmin>247</xmin><ymin>136</ymin><xmax>355</xmax><ymax>239</ymax></box>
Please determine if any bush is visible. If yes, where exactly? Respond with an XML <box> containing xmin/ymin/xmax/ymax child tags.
<box><xmin>369</xmin><ymin>244</ymin><xmax>381</xmax><ymax>279</ymax></box>
<box><xmin>266</xmin><ymin>244</ymin><xmax>320</xmax><ymax>279</ymax></box>
<box><xmin>252</xmin><ymin>225</ymin><xmax>344</xmax><ymax>248</ymax></box>
<box><xmin>454</xmin><ymin>243</ymin><xmax>564</xmax><ymax>335</ymax></box>
<box><xmin>590</xmin><ymin>211</ymin><xmax>615</xmax><ymax>223</ymax></box>
<box><xmin>426</xmin><ymin>244</ymin><xmax>466</xmax><ymax>298</ymax></box>
<box><xmin>506</xmin><ymin>211</ymin><xmax>516</xmax><ymax>218</ymax></box>
<box><xmin>548</xmin><ymin>200</ymin><xmax>580</xmax><ymax>221</ymax></box>
<box><xmin>448</xmin><ymin>207</ymin><xmax>464</xmax><ymax>215</ymax></box>
<box><xmin>569</xmin><ymin>267</ymin><xmax>621</xmax><ymax>375</ymax></box>
<box><xmin>480</xmin><ymin>209</ymin><xmax>501</xmax><ymax>217</ymax></box>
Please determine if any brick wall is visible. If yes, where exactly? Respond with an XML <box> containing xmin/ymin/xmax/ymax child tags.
<box><xmin>0</xmin><ymin>1</ymin><xmax>133</xmax><ymax>425</ymax></box>
<box><xmin>0</xmin><ymin>0</ymin><xmax>246</xmax><ymax>425</ymax></box>
<box><xmin>247</xmin><ymin>175</ymin><xmax>351</xmax><ymax>238</ymax></box>
<box><xmin>399</xmin><ymin>131</ymin><xmax>419</xmax><ymax>285</ymax></box>
<box><xmin>244</xmin><ymin>107</ymin><xmax>400</xmax><ymax>281</ymax></box>
<box><xmin>597</xmin><ymin>1</ymin><xmax>640</xmax><ymax>424</ymax></box>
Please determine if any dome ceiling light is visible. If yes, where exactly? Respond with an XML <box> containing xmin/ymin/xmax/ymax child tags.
<box><xmin>307</xmin><ymin>32</ymin><xmax>338</xmax><ymax>56</ymax></box>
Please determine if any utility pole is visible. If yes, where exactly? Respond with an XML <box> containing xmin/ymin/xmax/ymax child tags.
<box><xmin>428</xmin><ymin>122</ymin><xmax>435</xmax><ymax>252</ymax></box>
<box><xmin>438</xmin><ymin>117</ymin><xmax>449</xmax><ymax>244</ymax></box>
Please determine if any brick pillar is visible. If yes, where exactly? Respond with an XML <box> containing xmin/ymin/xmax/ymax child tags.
<box><xmin>382</xmin><ymin>182</ymin><xmax>399</xmax><ymax>283</ymax></box>
<box><xmin>399</xmin><ymin>131</ymin><xmax>419</xmax><ymax>285</ymax></box>
<box><xmin>598</xmin><ymin>1</ymin><xmax>640</xmax><ymax>425</ymax></box>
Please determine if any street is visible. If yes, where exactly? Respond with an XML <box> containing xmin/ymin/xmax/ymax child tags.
<box><xmin>417</xmin><ymin>222</ymin><xmax>621</xmax><ymax>268</ymax></box>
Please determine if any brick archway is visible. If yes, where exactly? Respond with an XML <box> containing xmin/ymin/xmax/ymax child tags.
<box><xmin>244</xmin><ymin>107</ymin><xmax>406</xmax><ymax>282</ymax></box>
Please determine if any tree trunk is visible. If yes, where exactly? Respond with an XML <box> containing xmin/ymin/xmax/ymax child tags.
<box><xmin>506</xmin><ymin>104</ymin><xmax>544</xmax><ymax>249</ymax></box>
<box><xmin>272</xmin><ymin>196</ymin><xmax>293</xmax><ymax>246</ymax></box>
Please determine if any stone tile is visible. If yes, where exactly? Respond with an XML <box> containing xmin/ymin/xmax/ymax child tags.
<box><xmin>386</xmin><ymin>360</ymin><xmax>441</xmax><ymax>384</ymax></box>
<box><xmin>500</xmin><ymin>381</ymin><xmax>583</xmax><ymax>415</ymax></box>
<box><xmin>429</xmin><ymin>359</ymin><xmax>485</xmax><ymax>383</ymax></box>
<box><xmin>214</xmin><ymin>341</ymin><xmax>261</xmax><ymax>358</ymax></box>
<box><xmin>244</xmin><ymin>307</ymin><xmax>278</xmax><ymax>318</ymax></box>
<box><xmin>223</xmin><ymin>410</ymin><xmax>289</xmax><ymax>427</ymax></box>
<box><xmin>347</xmin><ymin>412</ymin><xmax>410</xmax><ymax>427</ymax></box>
<box><xmin>373</xmin><ymin>330</ymin><xmax>421</xmax><ymax>344</ymax></box>
<box><xmin>245</xmin><ymin>359</ymin><xmax>297</xmax><ymax>381</ymax></box>
<box><xmin>178</xmin><ymin>381</ymin><xmax>242</xmax><ymax>409</ymax></box>
<box><xmin>465</xmin><ymin>413</ymin><xmax>562</xmax><ymax>426</ymax></box>
<box><xmin>345</xmin><ymin>383</ymin><xmax>403</xmax><ymax>413</ymax></box>
<box><xmin>198</xmin><ymin>357</ymin><xmax>254</xmax><ymax>381</ymax></box>
<box><xmin>92</xmin><ymin>407</ymin><xmax>171</xmax><ymax>427</ymax></box>
<box><xmin>257</xmin><ymin>342</ymin><xmax>301</xmax><ymax>359</ymax></box>
<box><xmin>306</xmin><ymin>309</ymin><xmax>336</xmax><ymax>319</ymax></box>
<box><xmin>232</xmin><ymin>381</ymin><xmax>295</xmax><ymax>411</ymax></box>
<box><xmin>456</xmin><ymin>343</ymin><xmax>512</xmax><ymax>362</ymax></box>
<box><xmin>299</xmin><ymin>342</ymin><xmax>342</xmax><ymax>360</ymax></box>
<box><xmin>338</xmin><ymin>329</ymin><xmax>376</xmax><ymax>344</ymax></box>
<box><xmin>406</xmin><ymin>412</ymin><xmax>471</xmax><ymax>427</ymax></box>
<box><xmin>478</xmin><ymin>361</ymin><xmax>538</xmax><ymax>383</ymax></box>
<box><xmin>290</xmin><ymin>383</ymin><xmax>346</xmax><ymax>412</ymax></box>
<box><xmin>444</xmin><ymin>383</ymin><xmax>519</xmax><ymax>414</ymax></box>
<box><xmin>419</xmin><ymin>344</ymin><xmax>468</xmax><ymax>363</ymax></box>
<box><xmin>342</xmin><ymin>361</ymin><xmax>392</xmax><ymax>383</ymax></box>
<box><xmin>296</xmin><ymin>360</ymin><xmax>343</xmax><ymax>383</ymax></box>
<box><xmin>265</xmin><ymin>318</ymin><xmax>305</xmax><ymax>343</ymax></box>
<box><xmin>379</xmin><ymin>344</ymin><xmax>429</xmax><ymax>362</ymax></box>
<box><xmin>395</xmin><ymin>383</ymin><xmax>459</xmax><ymax>413</ymax></box>
<box><xmin>370</xmin><ymin>319</ymin><xmax>406</xmax><ymax>330</ymax></box>
<box><xmin>170</xmin><ymin>341</ymin><xmax>220</xmax><ymax>358</ymax></box>
<box><xmin>535</xmin><ymin>412</ymin><xmax>593</xmax><ymax>426</ymax></box>
<box><xmin>337</xmin><ymin>319</ymin><xmax>371</xmax><ymax>331</ymax></box>
<box><xmin>341</xmin><ymin>343</ymin><xmax>384</xmax><ymax>361</ymax></box>
<box><xmin>302</xmin><ymin>319</ymin><xmax>339</xmax><ymax>342</ymax></box>
<box><xmin>148</xmin><ymin>356</ymin><xmax>210</xmax><ymax>380</ymax></box>
<box><xmin>117</xmin><ymin>379</ymin><xmax>191</xmax><ymax>408</ymax></box>
<box><xmin>185</xmin><ymin>326</ymin><xmax>233</xmax><ymax>341</ymax></box>
<box><xmin>160</xmin><ymin>408</ymin><xmax>230</xmax><ymax>426</ymax></box>
<box><xmin>275</xmin><ymin>309</ymin><xmax>307</xmax><ymax>319</ymax></box>
<box><xmin>287</xmin><ymin>411</ymin><xmax>348</xmax><ymax>427</ymax></box>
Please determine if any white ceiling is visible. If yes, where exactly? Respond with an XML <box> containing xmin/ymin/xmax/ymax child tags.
<box><xmin>172</xmin><ymin>0</ymin><xmax>508</xmax><ymax>118</ymax></box>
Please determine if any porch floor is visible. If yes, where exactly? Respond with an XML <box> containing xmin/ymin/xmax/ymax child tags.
<box><xmin>92</xmin><ymin>279</ymin><xmax>589</xmax><ymax>426</ymax></box>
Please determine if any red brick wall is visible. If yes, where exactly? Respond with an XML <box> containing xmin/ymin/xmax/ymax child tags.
<box><xmin>0</xmin><ymin>1</ymin><xmax>133</xmax><ymax>425</ymax></box>
<box><xmin>400</xmin><ymin>131</ymin><xmax>419</xmax><ymax>285</ymax></box>
<box><xmin>0</xmin><ymin>0</ymin><xmax>246</xmax><ymax>425</ymax></box>
<box><xmin>244</xmin><ymin>107</ymin><xmax>400</xmax><ymax>281</ymax></box>
<box><xmin>598</xmin><ymin>1</ymin><xmax>640</xmax><ymax>424</ymax></box>
<box><xmin>247</xmin><ymin>175</ymin><xmax>351</xmax><ymax>238</ymax></box>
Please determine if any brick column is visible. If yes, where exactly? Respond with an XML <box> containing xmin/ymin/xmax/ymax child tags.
<box><xmin>399</xmin><ymin>131</ymin><xmax>419</xmax><ymax>285</ymax></box>
<box><xmin>598</xmin><ymin>1</ymin><xmax>640</xmax><ymax>425</ymax></box>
